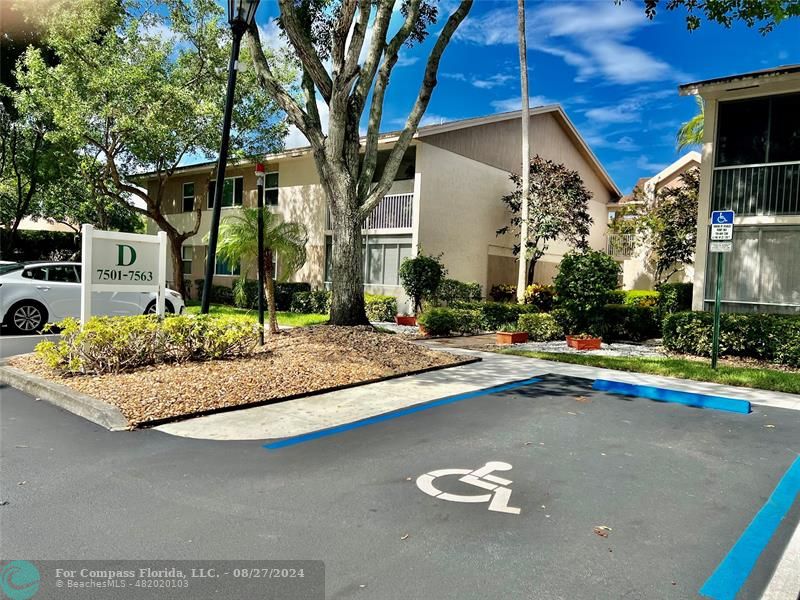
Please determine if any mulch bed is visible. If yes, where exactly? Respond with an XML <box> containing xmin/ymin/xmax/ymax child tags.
<box><xmin>10</xmin><ymin>326</ymin><xmax>471</xmax><ymax>427</ymax></box>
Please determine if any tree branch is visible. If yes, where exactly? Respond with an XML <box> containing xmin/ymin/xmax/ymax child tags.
<box><xmin>276</xmin><ymin>0</ymin><xmax>333</xmax><ymax>102</ymax></box>
<box><xmin>361</xmin><ymin>0</ymin><xmax>473</xmax><ymax>217</ymax></box>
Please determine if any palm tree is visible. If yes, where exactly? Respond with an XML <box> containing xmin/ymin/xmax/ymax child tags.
<box><xmin>677</xmin><ymin>96</ymin><xmax>704</xmax><ymax>150</ymax></box>
<box><xmin>515</xmin><ymin>0</ymin><xmax>530</xmax><ymax>303</ymax></box>
<box><xmin>213</xmin><ymin>208</ymin><xmax>308</xmax><ymax>334</ymax></box>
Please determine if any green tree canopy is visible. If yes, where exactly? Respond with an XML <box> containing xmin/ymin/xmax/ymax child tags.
<box><xmin>636</xmin><ymin>0</ymin><xmax>799</xmax><ymax>32</ymax></box>
<box><xmin>10</xmin><ymin>0</ymin><xmax>293</xmax><ymax>295</ymax></box>
<box><xmin>497</xmin><ymin>156</ymin><xmax>593</xmax><ymax>287</ymax></box>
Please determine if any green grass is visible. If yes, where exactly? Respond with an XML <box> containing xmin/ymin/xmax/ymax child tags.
<box><xmin>497</xmin><ymin>349</ymin><xmax>800</xmax><ymax>395</ymax></box>
<box><xmin>184</xmin><ymin>303</ymin><xmax>328</xmax><ymax>327</ymax></box>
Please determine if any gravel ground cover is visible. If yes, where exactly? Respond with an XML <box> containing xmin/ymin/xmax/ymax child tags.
<box><xmin>512</xmin><ymin>340</ymin><xmax>666</xmax><ymax>358</ymax></box>
<box><xmin>10</xmin><ymin>326</ymin><xmax>469</xmax><ymax>427</ymax></box>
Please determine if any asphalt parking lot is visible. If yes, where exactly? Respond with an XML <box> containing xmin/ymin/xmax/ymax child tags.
<box><xmin>2</xmin><ymin>374</ymin><xmax>799</xmax><ymax>599</ymax></box>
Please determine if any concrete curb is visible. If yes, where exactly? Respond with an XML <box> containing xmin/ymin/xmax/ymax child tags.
<box><xmin>0</xmin><ymin>361</ymin><xmax>129</xmax><ymax>431</ymax></box>
<box><xmin>762</xmin><ymin>516</ymin><xmax>800</xmax><ymax>600</ymax></box>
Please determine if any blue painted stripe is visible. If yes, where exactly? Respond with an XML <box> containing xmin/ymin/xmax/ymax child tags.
<box><xmin>700</xmin><ymin>455</ymin><xmax>800</xmax><ymax>600</ymax></box>
<box><xmin>263</xmin><ymin>377</ymin><xmax>542</xmax><ymax>450</ymax></box>
<box><xmin>592</xmin><ymin>380</ymin><xmax>751</xmax><ymax>414</ymax></box>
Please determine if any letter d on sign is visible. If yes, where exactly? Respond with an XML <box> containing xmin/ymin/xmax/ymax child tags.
<box><xmin>117</xmin><ymin>244</ymin><xmax>137</xmax><ymax>266</ymax></box>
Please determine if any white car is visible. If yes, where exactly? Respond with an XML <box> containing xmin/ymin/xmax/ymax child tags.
<box><xmin>0</xmin><ymin>262</ymin><xmax>185</xmax><ymax>334</ymax></box>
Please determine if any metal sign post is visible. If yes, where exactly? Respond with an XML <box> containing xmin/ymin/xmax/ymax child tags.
<box><xmin>709</xmin><ymin>211</ymin><xmax>734</xmax><ymax>369</ymax></box>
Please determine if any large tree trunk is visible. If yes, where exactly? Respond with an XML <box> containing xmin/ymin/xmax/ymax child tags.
<box><xmin>166</xmin><ymin>233</ymin><xmax>188</xmax><ymax>298</ymax></box>
<box><xmin>329</xmin><ymin>191</ymin><xmax>368</xmax><ymax>326</ymax></box>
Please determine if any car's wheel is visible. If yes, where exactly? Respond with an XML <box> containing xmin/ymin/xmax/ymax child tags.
<box><xmin>144</xmin><ymin>300</ymin><xmax>174</xmax><ymax>315</ymax></box>
<box><xmin>5</xmin><ymin>301</ymin><xmax>48</xmax><ymax>334</ymax></box>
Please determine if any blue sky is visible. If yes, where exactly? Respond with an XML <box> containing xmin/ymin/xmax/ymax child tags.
<box><xmin>253</xmin><ymin>0</ymin><xmax>799</xmax><ymax>194</ymax></box>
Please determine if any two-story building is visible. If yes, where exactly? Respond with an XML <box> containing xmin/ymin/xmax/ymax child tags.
<box><xmin>680</xmin><ymin>65</ymin><xmax>800</xmax><ymax>314</ymax></box>
<box><xmin>138</xmin><ymin>106</ymin><xmax>621</xmax><ymax>311</ymax></box>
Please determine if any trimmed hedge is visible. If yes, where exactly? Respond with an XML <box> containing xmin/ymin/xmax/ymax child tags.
<box><xmin>364</xmin><ymin>294</ymin><xmax>397</xmax><ymax>322</ymax></box>
<box><xmin>436</xmin><ymin>278</ymin><xmax>482</xmax><ymax>305</ymax></box>
<box><xmin>517</xmin><ymin>313</ymin><xmax>563</xmax><ymax>341</ymax></box>
<box><xmin>656</xmin><ymin>282</ymin><xmax>693</xmax><ymax>320</ymax></box>
<box><xmin>624</xmin><ymin>290</ymin><xmax>659</xmax><ymax>308</ymax></box>
<box><xmin>194</xmin><ymin>279</ymin><xmax>311</xmax><ymax>310</ymax></box>
<box><xmin>290</xmin><ymin>290</ymin><xmax>331</xmax><ymax>314</ymax></box>
<box><xmin>662</xmin><ymin>311</ymin><xmax>800</xmax><ymax>366</ymax></box>
<box><xmin>36</xmin><ymin>315</ymin><xmax>258</xmax><ymax>375</ymax></box>
<box><xmin>451</xmin><ymin>300</ymin><xmax>538</xmax><ymax>331</ymax></box>
<box><xmin>600</xmin><ymin>304</ymin><xmax>660</xmax><ymax>342</ymax></box>
<box><xmin>418</xmin><ymin>307</ymin><xmax>482</xmax><ymax>336</ymax></box>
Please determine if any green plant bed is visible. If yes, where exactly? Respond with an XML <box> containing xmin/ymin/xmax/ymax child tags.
<box><xmin>498</xmin><ymin>349</ymin><xmax>800</xmax><ymax>395</ymax></box>
<box><xmin>185</xmin><ymin>303</ymin><xmax>328</xmax><ymax>327</ymax></box>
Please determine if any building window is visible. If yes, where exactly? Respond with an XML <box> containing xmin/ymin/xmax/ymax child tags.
<box><xmin>214</xmin><ymin>255</ymin><xmax>241</xmax><ymax>277</ymax></box>
<box><xmin>716</xmin><ymin>92</ymin><xmax>800</xmax><ymax>167</ymax></box>
<box><xmin>325</xmin><ymin>234</ymin><xmax>412</xmax><ymax>286</ymax></box>
<box><xmin>265</xmin><ymin>172</ymin><xmax>279</xmax><ymax>205</ymax></box>
<box><xmin>181</xmin><ymin>246</ymin><xmax>192</xmax><ymax>275</ymax></box>
<box><xmin>208</xmin><ymin>177</ymin><xmax>244</xmax><ymax>209</ymax></box>
<box><xmin>182</xmin><ymin>182</ymin><xmax>195</xmax><ymax>212</ymax></box>
<box><xmin>704</xmin><ymin>225</ymin><xmax>800</xmax><ymax>314</ymax></box>
<box><xmin>607</xmin><ymin>210</ymin><xmax>616</xmax><ymax>223</ymax></box>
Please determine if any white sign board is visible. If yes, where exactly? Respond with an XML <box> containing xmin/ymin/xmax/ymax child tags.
<box><xmin>81</xmin><ymin>224</ymin><xmax>167</xmax><ymax>323</ymax></box>
<box><xmin>710</xmin><ymin>210</ymin><xmax>735</xmax><ymax>241</ymax></box>
<box><xmin>710</xmin><ymin>241</ymin><xmax>733</xmax><ymax>253</ymax></box>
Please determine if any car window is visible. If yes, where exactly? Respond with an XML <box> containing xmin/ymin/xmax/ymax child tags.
<box><xmin>22</xmin><ymin>267</ymin><xmax>47</xmax><ymax>281</ymax></box>
<box><xmin>0</xmin><ymin>262</ymin><xmax>23</xmax><ymax>275</ymax></box>
<box><xmin>47</xmin><ymin>266</ymin><xmax>79</xmax><ymax>283</ymax></box>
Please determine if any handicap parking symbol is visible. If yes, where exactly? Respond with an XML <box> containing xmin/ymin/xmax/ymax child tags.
<box><xmin>416</xmin><ymin>461</ymin><xmax>521</xmax><ymax>515</ymax></box>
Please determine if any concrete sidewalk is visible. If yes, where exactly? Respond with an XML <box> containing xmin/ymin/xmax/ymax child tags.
<box><xmin>156</xmin><ymin>345</ymin><xmax>800</xmax><ymax>440</ymax></box>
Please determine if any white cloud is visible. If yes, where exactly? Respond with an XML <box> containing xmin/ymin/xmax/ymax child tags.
<box><xmin>585</xmin><ymin>89</ymin><xmax>675</xmax><ymax>124</ymax></box>
<box><xmin>419</xmin><ymin>114</ymin><xmax>451</xmax><ymax>127</ymax></box>
<box><xmin>456</xmin><ymin>2</ymin><xmax>681</xmax><ymax>86</ymax></box>
<box><xmin>615</xmin><ymin>136</ymin><xmax>640</xmax><ymax>152</ymax></box>
<box><xmin>441</xmin><ymin>72</ymin><xmax>467</xmax><ymax>81</ymax></box>
<box><xmin>490</xmin><ymin>95</ymin><xmax>554</xmax><ymax>113</ymax></box>
<box><xmin>635</xmin><ymin>155</ymin><xmax>668</xmax><ymax>172</ymax></box>
<box><xmin>258</xmin><ymin>21</ymin><xmax>286</xmax><ymax>51</ymax></box>
<box><xmin>472</xmin><ymin>73</ymin><xmax>514</xmax><ymax>89</ymax></box>
<box><xmin>396</xmin><ymin>55</ymin><xmax>419</xmax><ymax>67</ymax></box>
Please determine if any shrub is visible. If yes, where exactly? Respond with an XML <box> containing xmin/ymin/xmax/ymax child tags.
<box><xmin>436</xmin><ymin>278</ymin><xmax>482</xmax><ymax>305</ymax></box>
<box><xmin>662</xmin><ymin>311</ymin><xmax>800</xmax><ymax>366</ymax></box>
<box><xmin>607</xmin><ymin>290</ymin><xmax>626</xmax><ymax>304</ymax></box>
<box><xmin>624</xmin><ymin>290</ymin><xmax>660</xmax><ymax>308</ymax></box>
<box><xmin>451</xmin><ymin>300</ymin><xmax>537</xmax><ymax>331</ymax></box>
<box><xmin>417</xmin><ymin>307</ymin><xmax>456</xmax><ymax>336</ymax></box>
<box><xmin>523</xmin><ymin>284</ymin><xmax>555</xmax><ymax>311</ymax></box>
<box><xmin>656</xmin><ymin>282</ymin><xmax>693</xmax><ymax>320</ymax></box>
<box><xmin>518</xmin><ymin>313</ymin><xmax>563</xmax><ymax>341</ymax></box>
<box><xmin>551</xmin><ymin>308</ymin><xmax>577</xmax><ymax>336</ymax></box>
<box><xmin>450</xmin><ymin>308</ymin><xmax>482</xmax><ymax>334</ymax></box>
<box><xmin>290</xmin><ymin>289</ymin><xmax>331</xmax><ymax>314</ymax></box>
<box><xmin>399</xmin><ymin>253</ymin><xmax>446</xmax><ymax>313</ymax></box>
<box><xmin>600</xmin><ymin>304</ymin><xmax>660</xmax><ymax>342</ymax></box>
<box><xmin>36</xmin><ymin>315</ymin><xmax>258</xmax><ymax>375</ymax></box>
<box><xmin>364</xmin><ymin>294</ymin><xmax>397</xmax><ymax>322</ymax></box>
<box><xmin>489</xmin><ymin>284</ymin><xmax>516</xmax><ymax>303</ymax></box>
<box><xmin>554</xmin><ymin>250</ymin><xmax>621</xmax><ymax>334</ymax></box>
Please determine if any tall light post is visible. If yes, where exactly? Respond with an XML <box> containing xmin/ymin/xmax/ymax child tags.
<box><xmin>255</xmin><ymin>162</ymin><xmax>266</xmax><ymax>345</ymax></box>
<box><xmin>201</xmin><ymin>0</ymin><xmax>260</xmax><ymax>314</ymax></box>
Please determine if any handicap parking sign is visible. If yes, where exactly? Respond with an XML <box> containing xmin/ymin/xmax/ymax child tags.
<box><xmin>710</xmin><ymin>210</ymin><xmax>735</xmax><ymax>241</ymax></box>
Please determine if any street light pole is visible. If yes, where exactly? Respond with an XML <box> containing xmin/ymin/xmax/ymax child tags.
<box><xmin>255</xmin><ymin>163</ymin><xmax>266</xmax><ymax>345</ymax></box>
<box><xmin>201</xmin><ymin>0</ymin><xmax>260</xmax><ymax>314</ymax></box>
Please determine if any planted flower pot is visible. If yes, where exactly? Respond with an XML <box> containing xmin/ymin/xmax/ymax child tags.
<box><xmin>395</xmin><ymin>315</ymin><xmax>417</xmax><ymax>326</ymax></box>
<box><xmin>566</xmin><ymin>335</ymin><xmax>602</xmax><ymax>351</ymax></box>
<box><xmin>497</xmin><ymin>331</ymin><xmax>529</xmax><ymax>345</ymax></box>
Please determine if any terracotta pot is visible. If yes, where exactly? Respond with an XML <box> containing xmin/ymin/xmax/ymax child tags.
<box><xmin>496</xmin><ymin>331</ymin><xmax>529</xmax><ymax>345</ymax></box>
<box><xmin>395</xmin><ymin>315</ymin><xmax>417</xmax><ymax>326</ymax></box>
<box><xmin>566</xmin><ymin>335</ymin><xmax>602</xmax><ymax>351</ymax></box>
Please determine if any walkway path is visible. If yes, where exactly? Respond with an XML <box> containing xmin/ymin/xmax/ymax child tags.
<box><xmin>157</xmin><ymin>343</ymin><xmax>800</xmax><ymax>440</ymax></box>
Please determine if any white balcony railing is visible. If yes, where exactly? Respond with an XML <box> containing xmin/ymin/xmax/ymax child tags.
<box><xmin>712</xmin><ymin>161</ymin><xmax>800</xmax><ymax>216</ymax></box>
<box><xmin>326</xmin><ymin>193</ymin><xmax>413</xmax><ymax>230</ymax></box>
<box><xmin>606</xmin><ymin>234</ymin><xmax>636</xmax><ymax>259</ymax></box>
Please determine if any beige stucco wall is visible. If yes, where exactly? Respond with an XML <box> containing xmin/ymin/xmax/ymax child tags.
<box><xmin>421</xmin><ymin>112</ymin><xmax>613</xmax><ymax>285</ymax></box>
<box><xmin>689</xmin><ymin>73</ymin><xmax>800</xmax><ymax>310</ymax></box>
<box><xmin>415</xmin><ymin>142</ymin><xmax>514</xmax><ymax>293</ymax></box>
